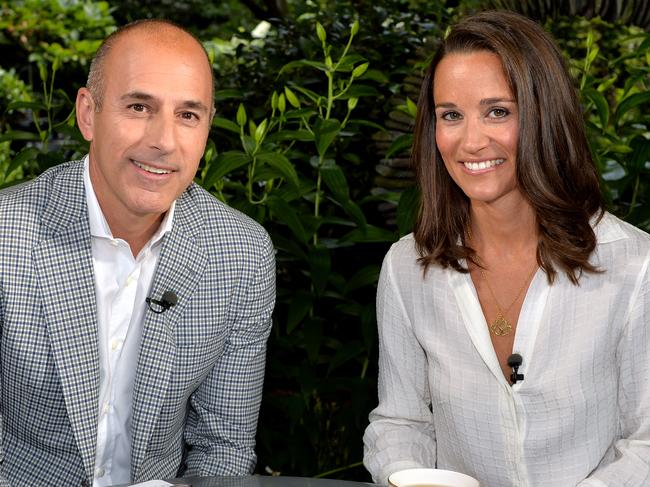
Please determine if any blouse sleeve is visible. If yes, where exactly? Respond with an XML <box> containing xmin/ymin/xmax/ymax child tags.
<box><xmin>579</xmin><ymin>249</ymin><xmax>650</xmax><ymax>486</ymax></box>
<box><xmin>363</xmin><ymin>245</ymin><xmax>437</xmax><ymax>485</ymax></box>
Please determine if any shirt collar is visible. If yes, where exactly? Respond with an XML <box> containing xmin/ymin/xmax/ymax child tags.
<box><xmin>82</xmin><ymin>155</ymin><xmax>175</xmax><ymax>245</ymax></box>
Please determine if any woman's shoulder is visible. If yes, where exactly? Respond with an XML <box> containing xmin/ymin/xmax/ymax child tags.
<box><xmin>593</xmin><ymin>212</ymin><xmax>650</xmax><ymax>272</ymax></box>
<box><xmin>594</xmin><ymin>212</ymin><xmax>650</xmax><ymax>248</ymax></box>
<box><xmin>386</xmin><ymin>233</ymin><xmax>418</xmax><ymax>260</ymax></box>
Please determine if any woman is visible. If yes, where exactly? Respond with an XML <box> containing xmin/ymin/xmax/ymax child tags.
<box><xmin>363</xmin><ymin>10</ymin><xmax>649</xmax><ymax>486</ymax></box>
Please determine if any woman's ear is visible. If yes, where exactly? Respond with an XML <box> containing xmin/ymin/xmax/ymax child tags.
<box><xmin>76</xmin><ymin>87</ymin><xmax>96</xmax><ymax>142</ymax></box>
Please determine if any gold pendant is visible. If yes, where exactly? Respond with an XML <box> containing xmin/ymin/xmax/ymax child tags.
<box><xmin>490</xmin><ymin>314</ymin><xmax>512</xmax><ymax>336</ymax></box>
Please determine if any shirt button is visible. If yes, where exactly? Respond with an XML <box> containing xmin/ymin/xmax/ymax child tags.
<box><xmin>111</xmin><ymin>339</ymin><xmax>121</xmax><ymax>351</ymax></box>
<box><xmin>95</xmin><ymin>467</ymin><xmax>105</xmax><ymax>478</ymax></box>
<box><xmin>110</xmin><ymin>240</ymin><xmax>118</xmax><ymax>247</ymax></box>
<box><xmin>102</xmin><ymin>402</ymin><xmax>110</xmax><ymax>414</ymax></box>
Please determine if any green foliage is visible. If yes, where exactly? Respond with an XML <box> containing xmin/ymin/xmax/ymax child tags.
<box><xmin>198</xmin><ymin>20</ymin><xmax>395</xmax><ymax>478</ymax></box>
<box><xmin>480</xmin><ymin>0</ymin><xmax>650</xmax><ymax>30</ymax></box>
<box><xmin>0</xmin><ymin>0</ymin><xmax>115</xmax><ymax>185</ymax></box>
<box><xmin>0</xmin><ymin>0</ymin><xmax>648</xmax><ymax>482</ymax></box>
<box><xmin>548</xmin><ymin>16</ymin><xmax>650</xmax><ymax>230</ymax></box>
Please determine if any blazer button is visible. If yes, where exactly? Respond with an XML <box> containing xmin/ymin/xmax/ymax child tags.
<box><xmin>81</xmin><ymin>479</ymin><xmax>90</xmax><ymax>487</ymax></box>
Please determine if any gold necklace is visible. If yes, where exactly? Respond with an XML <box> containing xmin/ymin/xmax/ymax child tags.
<box><xmin>479</xmin><ymin>264</ymin><xmax>537</xmax><ymax>337</ymax></box>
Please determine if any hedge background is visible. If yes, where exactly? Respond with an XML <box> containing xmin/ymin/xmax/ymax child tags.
<box><xmin>1</xmin><ymin>0</ymin><xmax>649</xmax><ymax>481</ymax></box>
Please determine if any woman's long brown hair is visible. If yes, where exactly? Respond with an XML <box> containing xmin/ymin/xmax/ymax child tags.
<box><xmin>412</xmin><ymin>10</ymin><xmax>603</xmax><ymax>284</ymax></box>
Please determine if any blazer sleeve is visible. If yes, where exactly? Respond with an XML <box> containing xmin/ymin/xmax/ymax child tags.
<box><xmin>363</xmin><ymin>246</ymin><xmax>437</xmax><ymax>485</ymax></box>
<box><xmin>578</xmin><ymin>249</ymin><xmax>650</xmax><ymax>486</ymax></box>
<box><xmin>182</xmin><ymin>231</ymin><xmax>276</xmax><ymax>476</ymax></box>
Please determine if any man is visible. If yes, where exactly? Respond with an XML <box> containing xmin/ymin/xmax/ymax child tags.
<box><xmin>0</xmin><ymin>20</ymin><xmax>275</xmax><ymax>486</ymax></box>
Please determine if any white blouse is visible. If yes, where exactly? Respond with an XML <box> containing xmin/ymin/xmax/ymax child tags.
<box><xmin>363</xmin><ymin>212</ymin><xmax>650</xmax><ymax>486</ymax></box>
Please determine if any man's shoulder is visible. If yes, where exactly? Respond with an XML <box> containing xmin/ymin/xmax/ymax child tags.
<box><xmin>179</xmin><ymin>183</ymin><xmax>271</xmax><ymax>247</ymax></box>
<box><xmin>0</xmin><ymin>160</ymin><xmax>84</xmax><ymax>222</ymax></box>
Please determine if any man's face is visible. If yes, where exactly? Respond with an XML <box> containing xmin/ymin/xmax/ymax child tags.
<box><xmin>76</xmin><ymin>29</ymin><xmax>213</xmax><ymax>226</ymax></box>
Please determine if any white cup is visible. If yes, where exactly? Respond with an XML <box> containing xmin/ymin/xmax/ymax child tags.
<box><xmin>388</xmin><ymin>467</ymin><xmax>479</xmax><ymax>487</ymax></box>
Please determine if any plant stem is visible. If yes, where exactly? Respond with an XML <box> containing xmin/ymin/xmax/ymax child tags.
<box><xmin>315</xmin><ymin>461</ymin><xmax>364</xmax><ymax>478</ymax></box>
<box><xmin>624</xmin><ymin>174</ymin><xmax>640</xmax><ymax>219</ymax></box>
<box><xmin>313</xmin><ymin>166</ymin><xmax>322</xmax><ymax>246</ymax></box>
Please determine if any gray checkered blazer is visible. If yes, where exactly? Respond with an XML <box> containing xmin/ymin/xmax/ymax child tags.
<box><xmin>0</xmin><ymin>160</ymin><xmax>276</xmax><ymax>486</ymax></box>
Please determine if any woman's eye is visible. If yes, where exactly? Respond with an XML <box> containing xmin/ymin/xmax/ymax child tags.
<box><xmin>441</xmin><ymin>111</ymin><xmax>461</xmax><ymax>121</ymax></box>
<box><xmin>489</xmin><ymin>107</ymin><xmax>509</xmax><ymax>118</ymax></box>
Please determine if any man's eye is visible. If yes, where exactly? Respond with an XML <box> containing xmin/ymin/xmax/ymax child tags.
<box><xmin>181</xmin><ymin>112</ymin><xmax>198</xmax><ymax>121</ymax></box>
<box><xmin>129</xmin><ymin>104</ymin><xmax>146</xmax><ymax>112</ymax></box>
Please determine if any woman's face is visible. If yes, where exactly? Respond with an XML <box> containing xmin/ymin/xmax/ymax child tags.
<box><xmin>433</xmin><ymin>50</ymin><xmax>521</xmax><ymax>208</ymax></box>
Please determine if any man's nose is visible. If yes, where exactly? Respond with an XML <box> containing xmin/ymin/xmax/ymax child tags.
<box><xmin>147</xmin><ymin>113</ymin><xmax>177</xmax><ymax>153</ymax></box>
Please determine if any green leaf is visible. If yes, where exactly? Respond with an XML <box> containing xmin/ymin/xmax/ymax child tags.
<box><xmin>212</xmin><ymin>117</ymin><xmax>240</xmax><ymax>134</ymax></box>
<box><xmin>242</xmin><ymin>135</ymin><xmax>256</xmax><ymax>156</ymax></box>
<box><xmin>337</xmin><ymin>54</ymin><xmax>366</xmax><ymax>71</ymax></box>
<box><xmin>346</xmin><ymin>119</ymin><xmax>386</xmax><ymax>131</ymax></box>
<box><xmin>628</xmin><ymin>136</ymin><xmax>650</xmax><ymax>173</ymax></box>
<box><xmin>267</xmin><ymin>195</ymin><xmax>309</xmax><ymax>244</ymax></box>
<box><xmin>316</xmin><ymin>22</ymin><xmax>326</xmax><ymax>43</ymax></box>
<box><xmin>214</xmin><ymin>89</ymin><xmax>243</xmax><ymax>102</ymax></box>
<box><xmin>386</xmin><ymin>133</ymin><xmax>413</xmax><ymax>158</ymax></box>
<box><xmin>254</xmin><ymin>118</ymin><xmax>268</xmax><ymax>144</ymax></box>
<box><xmin>327</xmin><ymin>340</ymin><xmax>363</xmax><ymax>375</ymax></box>
<box><xmin>350</xmin><ymin>19</ymin><xmax>359</xmax><ymax>37</ymax></box>
<box><xmin>203</xmin><ymin>151</ymin><xmax>250</xmax><ymax>189</ymax></box>
<box><xmin>405</xmin><ymin>97</ymin><xmax>417</xmax><ymax>118</ymax></box>
<box><xmin>583</xmin><ymin>88</ymin><xmax>609</xmax><ymax>128</ymax></box>
<box><xmin>309</xmin><ymin>246</ymin><xmax>331</xmax><ymax>296</ymax></box>
<box><xmin>314</xmin><ymin>118</ymin><xmax>341</xmax><ymax>157</ymax></box>
<box><xmin>284</xmin><ymin>86</ymin><xmax>301</xmax><ymax>108</ymax></box>
<box><xmin>256</xmin><ymin>151</ymin><xmax>300</xmax><ymax>187</ymax></box>
<box><xmin>286</xmin><ymin>291</ymin><xmax>313</xmax><ymax>334</ymax></box>
<box><xmin>5</xmin><ymin>101</ymin><xmax>46</xmax><ymax>112</ymax></box>
<box><xmin>265</xmin><ymin>129</ymin><xmax>314</xmax><ymax>143</ymax></box>
<box><xmin>396</xmin><ymin>186</ymin><xmax>420</xmax><ymax>236</ymax></box>
<box><xmin>352</xmin><ymin>62</ymin><xmax>369</xmax><ymax>79</ymax></box>
<box><xmin>342</xmin><ymin>225</ymin><xmax>396</xmax><ymax>243</ymax></box>
<box><xmin>321</xmin><ymin>164</ymin><xmax>349</xmax><ymax>201</ymax></box>
<box><xmin>7</xmin><ymin>147</ymin><xmax>39</xmax><ymax>176</ymax></box>
<box><xmin>587</xmin><ymin>45</ymin><xmax>599</xmax><ymax>64</ymax></box>
<box><xmin>343</xmin><ymin>84</ymin><xmax>381</xmax><ymax>98</ymax></box>
<box><xmin>321</xmin><ymin>166</ymin><xmax>367</xmax><ymax>227</ymax></box>
<box><xmin>615</xmin><ymin>92</ymin><xmax>650</xmax><ymax>125</ymax></box>
<box><xmin>279</xmin><ymin>59</ymin><xmax>328</xmax><ymax>75</ymax></box>
<box><xmin>343</xmin><ymin>265</ymin><xmax>381</xmax><ymax>294</ymax></box>
<box><xmin>236</xmin><ymin>103</ymin><xmax>247</xmax><ymax>127</ymax></box>
<box><xmin>0</xmin><ymin>131</ymin><xmax>41</xmax><ymax>143</ymax></box>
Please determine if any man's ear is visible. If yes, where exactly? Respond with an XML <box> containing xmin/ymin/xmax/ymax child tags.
<box><xmin>76</xmin><ymin>87</ymin><xmax>95</xmax><ymax>142</ymax></box>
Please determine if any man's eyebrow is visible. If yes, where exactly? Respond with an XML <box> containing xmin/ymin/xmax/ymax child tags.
<box><xmin>179</xmin><ymin>100</ymin><xmax>210</xmax><ymax>114</ymax></box>
<box><xmin>120</xmin><ymin>91</ymin><xmax>155</xmax><ymax>101</ymax></box>
<box><xmin>120</xmin><ymin>92</ymin><xmax>210</xmax><ymax>114</ymax></box>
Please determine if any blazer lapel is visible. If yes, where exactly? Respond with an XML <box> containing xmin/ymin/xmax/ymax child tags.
<box><xmin>33</xmin><ymin>162</ymin><xmax>99</xmax><ymax>480</ymax></box>
<box><xmin>130</xmin><ymin>192</ymin><xmax>208</xmax><ymax>479</ymax></box>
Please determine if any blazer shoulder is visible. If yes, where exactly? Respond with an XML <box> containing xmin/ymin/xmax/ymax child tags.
<box><xmin>181</xmin><ymin>183</ymin><xmax>272</xmax><ymax>248</ymax></box>
<box><xmin>0</xmin><ymin>160</ymin><xmax>84</xmax><ymax>235</ymax></box>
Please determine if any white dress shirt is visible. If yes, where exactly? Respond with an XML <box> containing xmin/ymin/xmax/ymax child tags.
<box><xmin>83</xmin><ymin>157</ymin><xmax>175</xmax><ymax>487</ymax></box>
<box><xmin>364</xmin><ymin>212</ymin><xmax>650</xmax><ymax>486</ymax></box>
